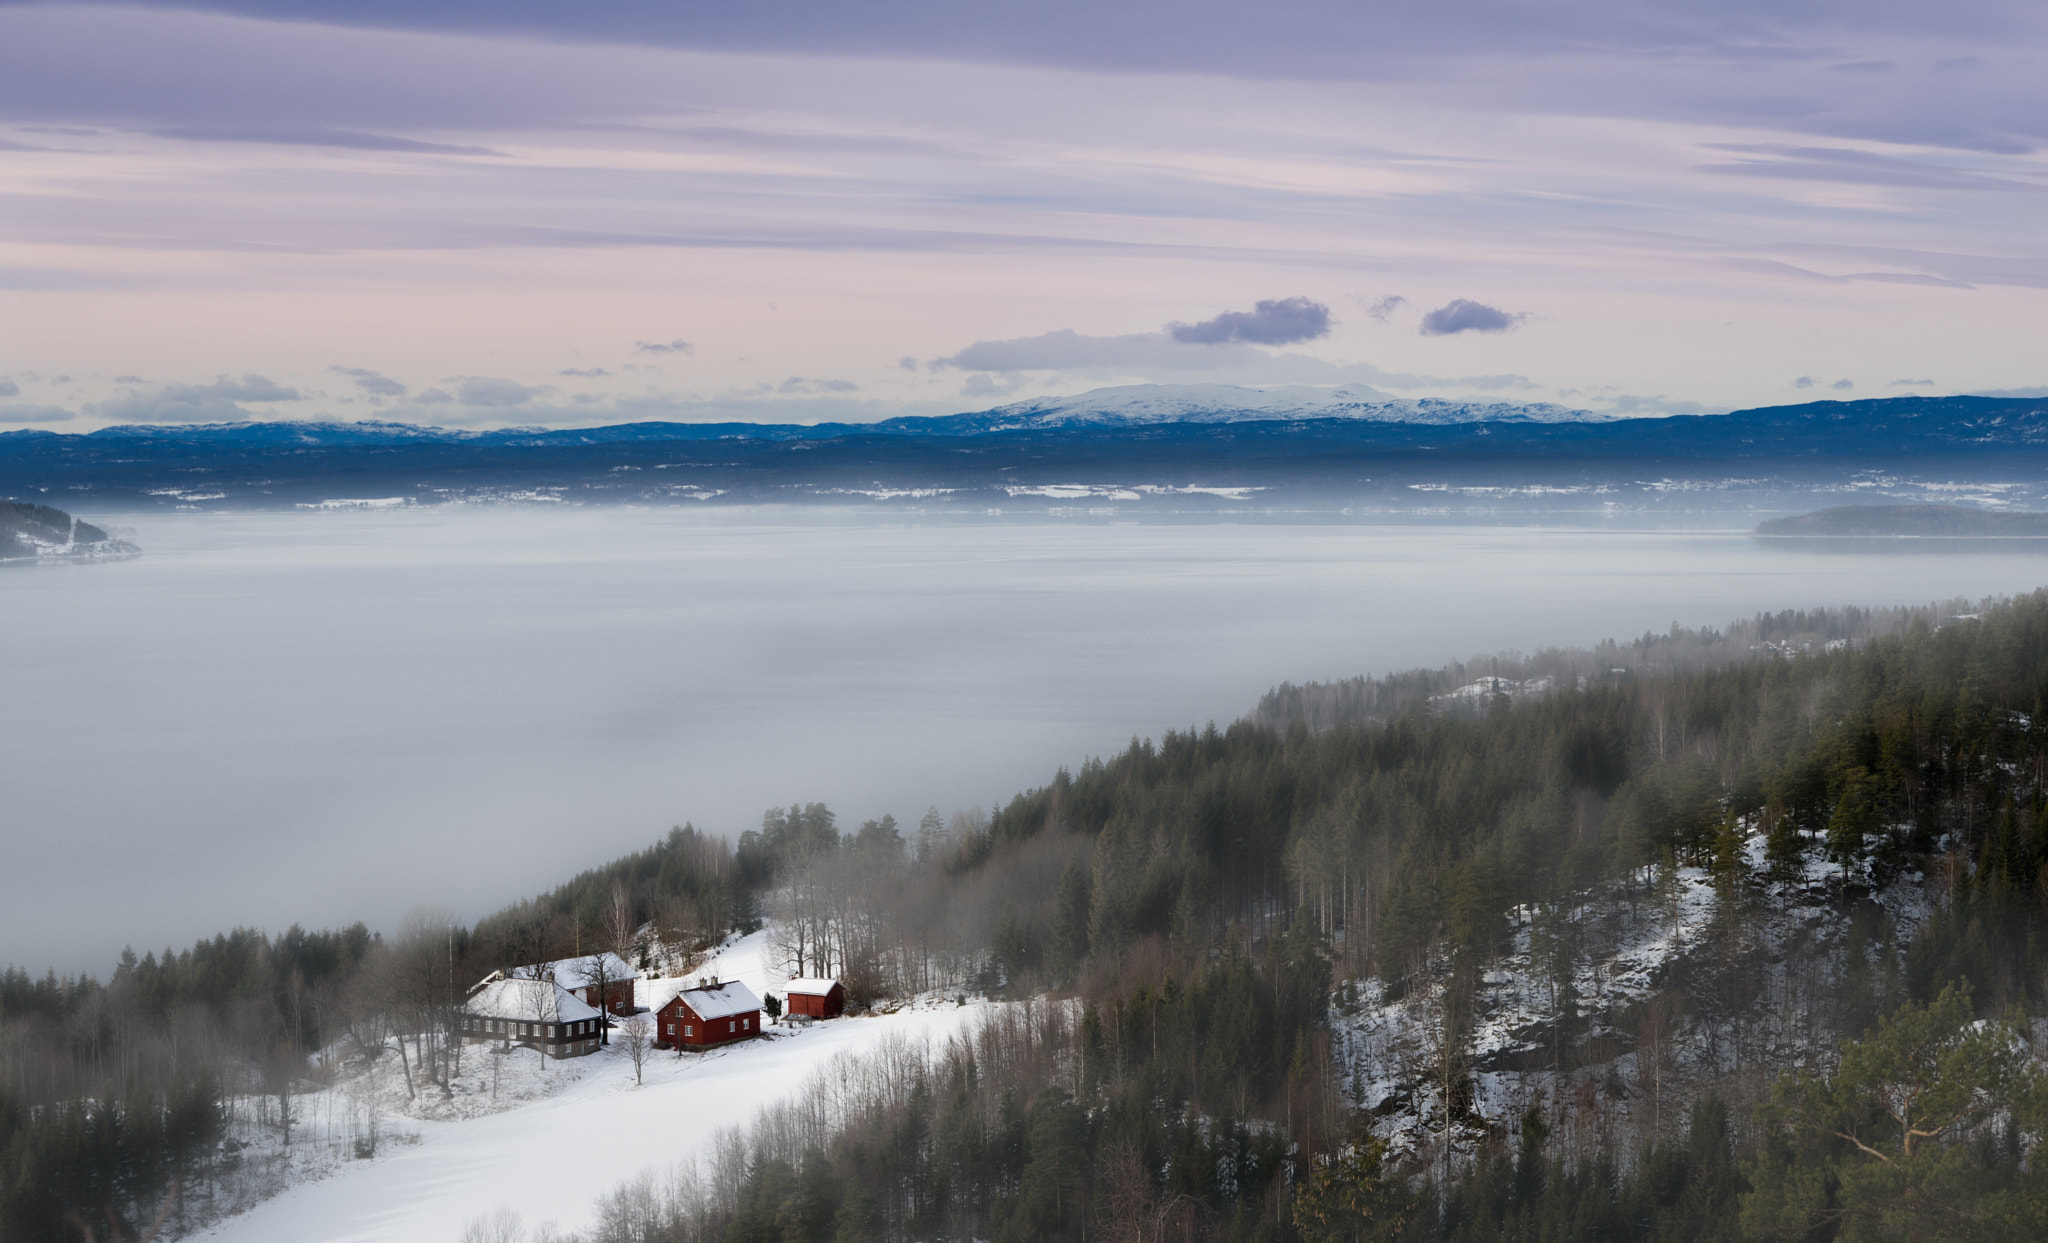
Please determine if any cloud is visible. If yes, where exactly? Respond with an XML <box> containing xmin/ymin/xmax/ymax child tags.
<box><xmin>1360</xmin><ymin>295</ymin><xmax>1407</xmax><ymax>323</ymax></box>
<box><xmin>331</xmin><ymin>365</ymin><xmax>407</xmax><ymax>397</ymax></box>
<box><xmin>153</xmin><ymin>126</ymin><xmax>502</xmax><ymax>156</ymax></box>
<box><xmin>427</xmin><ymin>376</ymin><xmax>556</xmax><ymax>406</ymax></box>
<box><xmin>1167</xmin><ymin>296</ymin><xmax>1331</xmax><ymax>346</ymax></box>
<box><xmin>776</xmin><ymin>377</ymin><xmax>858</xmax><ymax>395</ymax></box>
<box><xmin>1584</xmin><ymin>393</ymin><xmax>1724</xmax><ymax>417</ymax></box>
<box><xmin>933</xmin><ymin>324</ymin><xmax>1530</xmax><ymax>392</ymax></box>
<box><xmin>1794</xmin><ymin>376</ymin><xmax>1816</xmax><ymax>389</ymax></box>
<box><xmin>87</xmin><ymin>374</ymin><xmax>301</xmax><ymax>422</ymax></box>
<box><xmin>898</xmin><ymin>356</ymin><xmax>920</xmax><ymax>371</ymax></box>
<box><xmin>960</xmin><ymin>372</ymin><xmax>1026</xmax><ymax>398</ymax></box>
<box><xmin>1418</xmin><ymin>299</ymin><xmax>1526</xmax><ymax>336</ymax></box>
<box><xmin>183</xmin><ymin>375</ymin><xmax>300</xmax><ymax>401</ymax></box>
<box><xmin>1698</xmin><ymin>144</ymin><xmax>2037</xmax><ymax>193</ymax></box>
<box><xmin>936</xmin><ymin>329</ymin><xmax>1182</xmax><ymax>372</ymax></box>
<box><xmin>1831</xmin><ymin>379</ymin><xmax>1854</xmax><ymax>390</ymax></box>
<box><xmin>1889</xmin><ymin>378</ymin><xmax>1933</xmax><ymax>387</ymax></box>
<box><xmin>1720</xmin><ymin>257</ymin><xmax>1979</xmax><ymax>290</ymax></box>
<box><xmin>0</xmin><ymin>403</ymin><xmax>73</xmax><ymax>423</ymax></box>
<box><xmin>0</xmin><ymin>380</ymin><xmax>16</xmax><ymax>397</ymax></box>
<box><xmin>1971</xmin><ymin>386</ymin><xmax>2048</xmax><ymax>398</ymax></box>
<box><xmin>559</xmin><ymin>367</ymin><xmax>611</xmax><ymax>377</ymax></box>
<box><xmin>635</xmin><ymin>339</ymin><xmax>693</xmax><ymax>355</ymax></box>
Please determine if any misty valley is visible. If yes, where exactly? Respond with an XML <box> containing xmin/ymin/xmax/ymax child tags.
<box><xmin>7</xmin><ymin>508</ymin><xmax>2048</xmax><ymax>1242</ymax></box>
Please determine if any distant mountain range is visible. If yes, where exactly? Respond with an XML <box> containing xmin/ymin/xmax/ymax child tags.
<box><xmin>14</xmin><ymin>383</ymin><xmax>1606</xmax><ymax>448</ymax></box>
<box><xmin>878</xmin><ymin>384</ymin><xmax>1604</xmax><ymax>432</ymax></box>
<box><xmin>6</xmin><ymin>389</ymin><xmax>2048</xmax><ymax>514</ymax></box>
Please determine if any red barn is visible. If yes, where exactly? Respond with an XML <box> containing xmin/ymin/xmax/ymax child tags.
<box><xmin>645</xmin><ymin>978</ymin><xmax>762</xmax><ymax>1049</ymax></box>
<box><xmin>784</xmin><ymin>977</ymin><xmax>845</xmax><ymax>1018</ymax></box>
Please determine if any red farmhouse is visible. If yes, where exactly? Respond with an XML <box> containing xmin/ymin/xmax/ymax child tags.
<box><xmin>517</xmin><ymin>953</ymin><xmax>638</xmax><ymax>1016</ymax></box>
<box><xmin>647</xmin><ymin>978</ymin><xmax>762</xmax><ymax>1049</ymax></box>
<box><xmin>784</xmin><ymin>977</ymin><xmax>845</xmax><ymax>1018</ymax></box>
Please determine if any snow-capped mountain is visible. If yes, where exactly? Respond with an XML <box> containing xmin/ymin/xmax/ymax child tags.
<box><xmin>876</xmin><ymin>383</ymin><xmax>1601</xmax><ymax>434</ymax></box>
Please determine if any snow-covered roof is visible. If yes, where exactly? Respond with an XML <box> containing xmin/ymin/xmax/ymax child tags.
<box><xmin>465</xmin><ymin>978</ymin><xmax>601</xmax><ymax>1023</ymax></box>
<box><xmin>643</xmin><ymin>977</ymin><xmax>761</xmax><ymax>1021</ymax></box>
<box><xmin>512</xmin><ymin>952</ymin><xmax>637</xmax><ymax>992</ymax></box>
<box><xmin>638</xmin><ymin>977</ymin><xmax>691</xmax><ymax>1013</ymax></box>
<box><xmin>785</xmin><ymin>977</ymin><xmax>841</xmax><ymax>996</ymax></box>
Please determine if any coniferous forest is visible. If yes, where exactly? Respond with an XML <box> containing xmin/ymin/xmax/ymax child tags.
<box><xmin>10</xmin><ymin>593</ymin><xmax>2048</xmax><ymax>1240</ymax></box>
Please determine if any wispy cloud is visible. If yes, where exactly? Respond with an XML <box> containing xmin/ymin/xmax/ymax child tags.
<box><xmin>776</xmin><ymin>377</ymin><xmax>859</xmax><ymax>394</ymax></box>
<box><xmin>152</xmin><ymin>126</ymin><xmax>503</xmax><ymax>156</ymax></box>
<box><xmin>88</xmin><ymin>375</ymin><xmax>301</xmax><ymax>423</ymax></box>
<box><xmin>331</xmin><ymin>365</ymin><xmax>407</xmax><ymax>397</ymax></box>
<box><xmin>416</xmin><ymin>377</ymin><xmax>556</xmax><ymax>406</ymax></box>
<box><xmin>1360</xmin><ymin>295</ymin><xmax>1407</xmax><ymax>323</ymax></box>
<box><xmin>0</xmin><ymin>403</ymin><xmax>74</xmax><ymax>424</ymax></box>
<box><xmin>635</xmin><ymin>340</ymin><xmax>694</xmax><ymax>355</ymax></box>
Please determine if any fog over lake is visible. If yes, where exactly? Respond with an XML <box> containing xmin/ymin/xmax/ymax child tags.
<box><xmin>9</xmin><ymin>507</ymin><xmax>2048</xmax><ymax>975</ymax></box>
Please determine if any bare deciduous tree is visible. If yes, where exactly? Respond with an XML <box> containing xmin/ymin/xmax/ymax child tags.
<box><xmin>603</xmin><ymin>880</ymin><xmax>639</xmax><ymax>963</ymax></box>
<box><xmin>620</xmin><ymin>1015</ymin><xmax>653</xmax><ymax>1086</ymax></box>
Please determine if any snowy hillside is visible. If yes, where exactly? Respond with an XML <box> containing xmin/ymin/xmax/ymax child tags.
<box><xmin>1332</xmin><ymin>818</ymin><xmax>1942</xmax><ymax>1169</ymax></box>
<box><xmin>190</xmin><ymin>929</ymin><xmax>1000</xmax><ymax>1243</ymax></box>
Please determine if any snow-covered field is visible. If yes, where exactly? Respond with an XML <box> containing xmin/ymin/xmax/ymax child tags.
<box><xmin>195</xmin><ymin>930</ymin><xmax>994</xmax><ymax>1243</ymax></box>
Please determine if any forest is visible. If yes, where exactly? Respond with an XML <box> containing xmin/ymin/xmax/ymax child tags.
<box><xmin>9</xmin><ymin>593</ymin><xmax>2048</xmax><ymax>1240</ymax></box>
<box><xmin>0</xmin><ymin>500</ymin><xmax>118</xmax><ymax>562</ymax></box>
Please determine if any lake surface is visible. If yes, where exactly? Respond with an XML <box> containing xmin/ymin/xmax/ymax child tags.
<box><xmin>8</xmin><ymin>507</ymin><xmax>2048</xmax><ymax>974</ymax></box>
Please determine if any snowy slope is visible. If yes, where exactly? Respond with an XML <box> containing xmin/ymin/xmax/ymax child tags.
<box><xmin>194</xmin><ymin>930</ymin><xmax>996</xmax><ymax>1243</ymax></box>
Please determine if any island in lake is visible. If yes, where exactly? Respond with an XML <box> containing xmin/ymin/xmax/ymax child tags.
<box><xmin>1756</xmin><ymin>502</ymin><xmax>2048</xmax><ymax>538</ymax></box>
<box><xmin>1</xmin><ymin>499</ymin><xmax>140</xmax><ymax>563</ymax></box>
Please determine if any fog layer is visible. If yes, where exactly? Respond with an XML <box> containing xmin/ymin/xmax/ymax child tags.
<box><xmin>7</xmin><ymin>508</ymin><xmax>2044</xmax><ymax>973</ymax></box>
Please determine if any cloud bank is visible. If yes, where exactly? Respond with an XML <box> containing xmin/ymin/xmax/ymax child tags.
<box><xmin>1167</xmin><ymin>297</ymin><xmax>1330</xmax><ymax>346</ymax></box>
<box><xmin>1418</xmin><ymin>300</ymin><xmax>1526</xmax><ymax>336</ymax></box>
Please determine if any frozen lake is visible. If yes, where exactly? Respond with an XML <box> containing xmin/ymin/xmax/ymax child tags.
<box><xmin>8</xmin><ymin>506</ymin><xmax>2047</xmax><ymax>974</ymax></box>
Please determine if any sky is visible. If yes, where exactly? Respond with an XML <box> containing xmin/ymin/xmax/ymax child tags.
<box><xmin>1</xmin><ymin>0</ymin><xmax>2045</xmax><ymax>431</ymax></box>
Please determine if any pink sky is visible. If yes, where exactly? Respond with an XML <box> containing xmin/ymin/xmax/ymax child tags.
<box><xmin>2</xmin><ymin>1</ymin><xmax>2045</xmax><ymax>430</ymax></box>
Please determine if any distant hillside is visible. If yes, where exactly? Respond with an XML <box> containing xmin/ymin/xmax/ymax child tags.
<box><xmin>7</xmin><ymin>393</ymin><xmax>2048</xmax><ymax>512</ymax></box>
<box><xmin>0</xmin><ymin>499</ymin><xmax>137</xmax><ymax>562</ymax></box>
<box><xmin>1756</xmin><ymin>503</ymin><xmax>2048</xmax><ymax>537</ymax></box>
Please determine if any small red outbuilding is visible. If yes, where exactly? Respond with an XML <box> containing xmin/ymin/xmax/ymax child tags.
<box><xmin>784</xmin><ymin>977</ymin><xmax>845</xmax><ymax>1018</ymax></box>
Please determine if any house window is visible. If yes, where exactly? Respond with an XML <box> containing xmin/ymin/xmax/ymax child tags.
<box><xmin>684</xmin><ymin>1025</ymin><xmax>693</xmax><ymax>1037</ymax></box>
<box><xmin>666</xmin><ymin>1023</ymin><xmax>675</xmax><ymax>1035</ymax></box>
<box><xmin>729</xmin><ymin>1021</ymin><xmax>735</xmax><ymax>1033</ymax></box>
